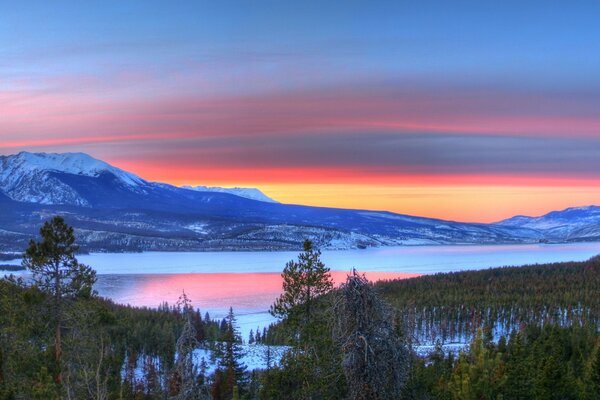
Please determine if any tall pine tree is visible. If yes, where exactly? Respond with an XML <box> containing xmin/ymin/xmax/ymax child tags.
<box><xmin>270</xmin><ymin>239</ymin><xmax>333</xmax><ymax>343</ymax></box>
<box><xmin>22</xmin><ymin>216</ymin><xmax>96</xmax><ymax>384</ymax></box>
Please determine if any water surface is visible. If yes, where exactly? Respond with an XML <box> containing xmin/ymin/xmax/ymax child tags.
<box><xmin>6</xmin><ymin>242</ymin><xmax>600</xmax><ymax>337</ymax></box>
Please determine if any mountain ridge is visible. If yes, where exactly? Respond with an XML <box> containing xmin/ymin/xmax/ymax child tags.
<box><xmin>0</xmin><ymin>151</ymin><xmax>597</xmax><ymax>252</ymax></box>
<box><xmin>498</xmin><ymin>205</ymin><xmax>600</xmax><ymax>240</ymax></box>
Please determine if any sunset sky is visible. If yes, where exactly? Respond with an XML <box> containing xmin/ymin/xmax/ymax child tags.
<box><xmin>2</xmin><ymin>1</ymin><xmax>600</xmax><ymax>222</ymax></box>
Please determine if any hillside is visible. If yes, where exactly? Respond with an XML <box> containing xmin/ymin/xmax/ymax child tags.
<box><xmin>0</xmin><ymin>152</ymin><xmax>546</xmax><ymax>253</ymax></box>
<box><xmin>376</xmin><ymin>256</ymin><xmax>600</xmax><ymax>343</ymax></box>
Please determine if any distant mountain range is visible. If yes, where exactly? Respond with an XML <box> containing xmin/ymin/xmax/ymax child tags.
<box><xmin>497</xmin><ymin>206</ymin><xmax>600</xmax><ymax>241</ymax></box>
<box><xmin>0</xmin><ymin>151</ymin><xmax>598</xmax><ymax>253</ymax></box>
<box><xmin>182</xmin><ymin>185</ymin><xmax>277</xmax><ymax>203</ymax></box>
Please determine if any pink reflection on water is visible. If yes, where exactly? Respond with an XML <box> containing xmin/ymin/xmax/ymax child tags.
<box><xmin>98</xmin><ymin>271</ymin><xmax>419</xmax><ymax>315</ymax></box>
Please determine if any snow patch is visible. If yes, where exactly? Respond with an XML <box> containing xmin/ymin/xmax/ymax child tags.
<box><xmin>183</xmin><ymin>185</ymin><xmax>277</xmax><ymax>203</ymax></box>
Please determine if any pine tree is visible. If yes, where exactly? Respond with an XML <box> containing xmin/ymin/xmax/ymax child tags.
<box><xmin>586</xmin><ymin>340</ymin><xmax>600</xmax><ymax>398</ymax></box>
<box><xmin>212</xmin><ymin>308</ymin><xmax>247</xmax><ymax>399</ymax></box>
<box><xmin>270</xmin><ymin>239</ymin><xmax>333</xmax><ymax>342</ymax></box>
<box><xmin>22</xmin><ymin>216</ymin><xmax>96</xmax><ymax>384</ymax></box>
<box><xmin>255</xmin><ymin>327</ymin><xmax>261</xmax><ymax>343</ymax></box>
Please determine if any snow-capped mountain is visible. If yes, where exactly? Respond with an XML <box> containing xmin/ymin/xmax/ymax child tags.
<box><xmin>182</xmin><ymin>186</ymin><xmax>277</xmax><ymax>203</ymax></box>
<box><xmin>0</xmin><ymin>151</ymin><xmax>594</xmax><ymax>253</ymax></box>
<box><xmin>497</xmin><ymin>206</ymin><xmax>600</xmax><ymax>240</ymax></box>
<box><xmin>0</xmin><ymin>152</ymin><xmax>147</xmax><ymax>206</ymax></box>
<box><xmin>0</xmin><ymin>152</ymin><xmax>275</xmax><ymax>206</ymax></box>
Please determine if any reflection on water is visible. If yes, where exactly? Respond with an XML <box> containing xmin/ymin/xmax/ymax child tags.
<box><xmin>96</xmin><ymin>271</ymin><xmax>419</xmax><ymax>314</ymax></box>
<box><xmin>96</xmin><ymin>271</ymin><xmax>419</xmax><ymax>337</ymax></box>
<box><xmin>9</xmin><ymin>242</ymin><xmax>600</xmax><ymax>336</ymax></box>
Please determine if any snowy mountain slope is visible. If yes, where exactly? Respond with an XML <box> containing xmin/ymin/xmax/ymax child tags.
<box><xmin>0</xmin><ymin>152</ymin><xmax>147</xmax><ymax>206</ymax></box>
<box><xmin>0</xmin><ymin>151</ymin><xmax>145</xmax><ymax>187</ymax></box>
<box><xmin>0</xmin><ymin>152</ymin><xmax>275</xmax><ymax>206</ymax></box>
<box><xmin>0</xmin><ymin>151</ymin><xmax>590</xmax><ymax>252</ymax></box>
<box><xmin>182</xmin><ymin>185</ymin><xmax>277</xmax><ymax>203</ymax></box>
<box><xmin>497</xmin><ymin>206</ymin><xmax>600</xmax><ymax>240</ymax></box>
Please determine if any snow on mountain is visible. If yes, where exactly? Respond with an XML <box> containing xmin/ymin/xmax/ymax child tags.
<box><xmin>0</xmin><ymin>151</ymin><xmax>277</xmax><ymax>206</ymax></box>
<box><xmin>1</xmin><ymin>151</ymin><xmax>598</xmax><ymax>251</ymax></box>
<box><xmin>497</xmin><ymin>206</ymin><xmax>600</xmax><ymax>239</ymax></box>
<box><xmin>1</xmin><ymin>151</ymin><xmax>144</xmax><ymax>186</ymax></box>
<box><xmin>183</xmin><ymin>185</ymin><xmax>277</xmax><ymax>203</ymax></box>
<box><xmin>0</xmin><ymin>152</ymin><xmax>146</xmax><ymax>205</ymax></box>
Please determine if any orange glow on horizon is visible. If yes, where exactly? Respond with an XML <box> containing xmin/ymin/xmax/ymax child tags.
<box><xmin>105</xmin><ymin>159</ymin><xmax>600</xmax><ymax>223</ymax></box>
<box><xmin>256</xmin><ymin>184</ymin><xmax>600</xmax><ymax>223</ymax></box>
<box><xmin>108</xmin><ymin>159</ymin><xmax>600</xmax><ymax>187</ymax></box>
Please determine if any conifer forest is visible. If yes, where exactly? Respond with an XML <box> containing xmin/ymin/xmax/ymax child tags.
<box><xmin>1</xmin><ymin>219</ymin><xmax>600</xmax><ymax>399</ymax></box>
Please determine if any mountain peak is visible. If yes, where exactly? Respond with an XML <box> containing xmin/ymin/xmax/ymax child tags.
<box><xmin>182</xmin><ymin>185</ymin><xmax>278</xmax><ymax>203</ymax></box>
<box><xmin>3</xmin><ymin>151</ymin><xmax>145</xmax><ymax>187</ymax></box>
<box><xmin>0</xmin><ymin>151</ymin><xmax>278</xmax><ymax>206</ymax></box>
<box><xmin>497</xmin><ymin>204</ymin><xmax>600</xmax><ymax>239</ymax></box>
<box><xmin>0</xmin><ymin>151</ymin><xmax>147</xmax><ymax>206</ymax></box>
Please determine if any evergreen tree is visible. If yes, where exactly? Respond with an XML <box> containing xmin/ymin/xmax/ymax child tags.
<box><xmin>255</xmin><ymin>327</ymin><xmax>261</xmax><ymax>343</ymax></box>
<box><xmin>212</xmin><ymin>308</ymin><xmax>247</xmax><ymax>399</ymax></box>
<box><xmin>503</xmin><ymin>331</ymin><xmax>533</xmax><ymax>399</ymax></box>
<box><xmin>21</xmin><ymin>216</ymin><xmax>97</xmax><ymax>384</ymax></box>
<box><xmin>270</xmin><ymin>239</ymin><xmax>333</xmax><ymax>342</ymax></box>
<box><xmin>585</xmin><ymin>340</ymin><xmax>600</xmax><ymax>399</ymax></box>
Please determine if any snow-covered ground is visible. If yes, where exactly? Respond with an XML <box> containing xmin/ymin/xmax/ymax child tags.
<box><xmin>414</xmin><ymin>343</ymin><xmax>468</xmax><ymax>357</ymax></box>
<box><xmin>192</xmin><ymin>344</ymin><xmax>290</xmax><ymax>374</ymax></box>
<box><xmin>182</xmin><ymin>185</ymin><xmax>277</xmax><ymax>203</ymax></box>
<box><xmin>121</xmin><ymin>344</ymin><xmax>290</xmax><ymax>384</ymax></box>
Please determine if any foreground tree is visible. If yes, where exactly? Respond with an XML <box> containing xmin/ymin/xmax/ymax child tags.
<box><xmin>270</xmin><ymin>239</ymin><xmax>333</xmax><ymax>342</ymax></box>
<box><xmin>333</xmin><ymin>270</ymin><xmax>410</xmax><ymax>400</ymax></box>
<box><xmin>22</xmin><ymin>216</ymin><xmax>97</xmax><ymax>384</ymax></box>
<box><xmin>585</xmin><ymin>340</ymin><xmax>600</xmax><ymax>399</ymax></box>
<box><xmin>170</xmin><ymin>291</ymin><xmax>208</xmax><ymax>400</ymax></box>
<box><xmin>212</xmin><ymin>308</ymin><xmax>247</xmax><ymax>400</ymax></box>
<box><xmin>264</xmin><ymin>241</ymin><xmax>344</xmax><ymax>398</ymax></box>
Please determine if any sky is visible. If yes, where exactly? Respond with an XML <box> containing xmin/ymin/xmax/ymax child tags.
<box><xmin>2</xmin><ymin>0</ymin><xmax>600</xmax><ymax>222</ymax></box>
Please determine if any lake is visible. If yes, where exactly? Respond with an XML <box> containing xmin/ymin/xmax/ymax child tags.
<box><xmin>5</xmin><ymin>242</ymin><xmax>600</xmax><ymax>337</ymax></box>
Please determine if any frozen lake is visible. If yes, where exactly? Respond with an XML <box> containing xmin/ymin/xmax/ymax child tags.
<box><xmin>5</xmin><ymin>242</ymin><xmax>600</xmax><ymax>337</ymax></box>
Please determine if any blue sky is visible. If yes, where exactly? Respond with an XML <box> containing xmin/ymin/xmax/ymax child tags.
<box><xmin>2</xmin><ymin>1</ymin><xmax>600</xmax><ymax>221</ymax></box>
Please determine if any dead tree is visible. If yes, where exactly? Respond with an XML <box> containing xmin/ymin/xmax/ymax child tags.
<box><xmin>333</xmin><ymin>270</ymin><xmax>410</xmax><ymax>400</ymax></box>
<box><xmin>170</xmin><ymin>292</ymin><xmax>209</xmax><ymax>400</ymax></box>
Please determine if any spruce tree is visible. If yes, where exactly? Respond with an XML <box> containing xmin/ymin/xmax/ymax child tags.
<box><xmin>22</xmin><ymin>216</ymin><xmax>96</xmax><ymax>384</ymax></box>
<box><xmin>586</xmin><ymin>340</ymin><xmax>600</xmax><ymax>398</ymax></box>
<box><xmin>270</xmin><ymin>239</ymin><xmax>333</xmax><ymax>341</ymax></box>
<box><xmin>212</xmin><ymin>308</ymin><xmax>247</xmax><ymax>399</ymax></box>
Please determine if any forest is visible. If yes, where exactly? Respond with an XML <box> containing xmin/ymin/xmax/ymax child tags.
<box><xmin>1</xmin><ymin>217</ymin><xmax>600</xmax><ymax>399</ymax></box>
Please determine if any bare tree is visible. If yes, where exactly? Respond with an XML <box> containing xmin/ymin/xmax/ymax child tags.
<box><xmin>170</xmin><ymin>291</ymin><xmax>209</xmax><ymax>400</ymax></box>
<box><xmin>333</xmin><ymin>270</ymin><xmax>410</xmax><ymax>400</ymax></box>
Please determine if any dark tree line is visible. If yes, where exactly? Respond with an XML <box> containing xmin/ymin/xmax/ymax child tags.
<box><xmin>3</xmin><ymin>217</ymin><xmax>600</xmax><ymax>399</ymax></box>
<box><xmin>376</xmin><ymin>258</ymin><xmax>600</xmax><ymax>345</ymax></box>
<box><xmin>403</xmin><ymin>324</ymin><xmax>600</xmax><ymax>400</ymax></box>
<box><xmin>259</xmin><ymin>252</ymin><xmax>600</xmax><ymax>399</ymax></box>
<box><xmin>0</xmin><ymin>217</ymin><xmax>231</xmax><ymax>399</ymax></box>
